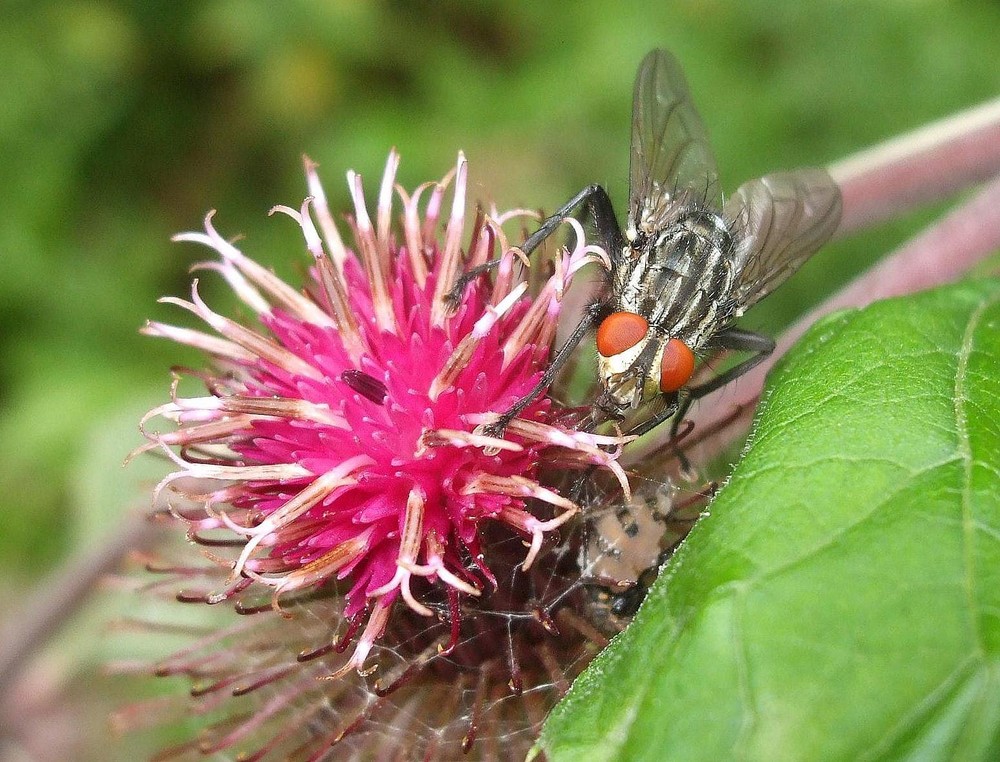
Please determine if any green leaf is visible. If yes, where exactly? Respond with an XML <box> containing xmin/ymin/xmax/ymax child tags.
<box><xmin>542</xmin><ymin>278</ymin><xmax>1000</xmax><ymax>761</ymax></box>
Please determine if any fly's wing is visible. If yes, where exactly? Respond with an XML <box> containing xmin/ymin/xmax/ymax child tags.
<box><xmin>723</xmin><ymin>168</ymin><xmax>842</xmax><ymax>313</ymax></box>
<box><xmin>629</xmin><ymin>49</ymin><xmax>721</xmax><ymax>234</ymax></box>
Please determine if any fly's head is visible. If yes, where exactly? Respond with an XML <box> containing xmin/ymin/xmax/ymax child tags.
<box><xmin>595</xmin><ymin>311</ymin><xmax>695</xmax><ymax>415</ymax></box>
<box><xmin>595</xmin><ymin>230</ymin><xmax>698</xmax><ymax>416</ymax></box>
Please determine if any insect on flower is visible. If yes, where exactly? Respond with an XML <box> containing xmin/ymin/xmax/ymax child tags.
<box><xmin>451</xmin><ymin>48</ymin><xmax>843</xmax><ymax>443</ymax></box>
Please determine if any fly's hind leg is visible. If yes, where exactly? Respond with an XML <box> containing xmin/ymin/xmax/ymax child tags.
<box><xmin>669</xmin><ymin>327</ymin><xmax>775</xmax><ymax>471</ymax></box>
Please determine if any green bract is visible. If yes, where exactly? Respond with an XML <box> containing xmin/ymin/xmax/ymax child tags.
<box><xmin>542</xmin><ymin>278</ymin><xmax>1000</xmax><ymax>761</ymax></box>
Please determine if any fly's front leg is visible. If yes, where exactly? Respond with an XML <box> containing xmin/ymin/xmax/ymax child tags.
<box><xmin>480</xmin><ymin>302</ymin><xmax>605</xmax><ymax>439</ymax></box>
<box><xmin>444</xmin><ymin>184</ymin><xmax>623</xmax><ymax>307</ymax></box>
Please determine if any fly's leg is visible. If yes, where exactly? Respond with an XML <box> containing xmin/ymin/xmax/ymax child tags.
<box><xmin>444</xmin><ymin>184</ymin><xmax>624</xmax><ymax>308</ymax></box>
<box><xmin>470</xmin><ymin>185</ymin><xmax>624</xmax><ymax>438</ymax></box>
<box><xmin>624</xmin><ymin>329</ymin><xmax>773</xmax><ymax>461</ymax></box>
<box><xmin>669</xmin><ymin>327</ymin><xmax>775</xmax><ymax>470</ymax></box>
<box><xmin>623</xmin><ymin>394</ymin><xmax>680</xmax><ymax>440</ymax></box>
<box><xmin>684</xmin><ymin>327</ymin><xmax>775</xmax><ymax>406</ymax></box>
<box><xmin>480</xmin><ymin>302</ymin><xmax>604</xmax><ymax>439</ymax></box>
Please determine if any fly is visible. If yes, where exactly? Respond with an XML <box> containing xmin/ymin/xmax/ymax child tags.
<box><xmin>450</xmin><ymin>48</ymin><xmax>843</xmax><ymax>443</ymax></box>
<box><xmin>575</xmin><ymin>466</ymin><xmax>717</xmax><ymax>619</ymax></box>
<box><xmin>581</xmin><ymin>477</ymin><xmax>681</xmax><ymax>619</ymax></box>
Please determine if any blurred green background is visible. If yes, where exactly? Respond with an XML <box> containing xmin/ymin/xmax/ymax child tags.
<box><xmin>0</xmin><ymin>0</ymin><xmax>998</xmax><ymax>753</ymax></box>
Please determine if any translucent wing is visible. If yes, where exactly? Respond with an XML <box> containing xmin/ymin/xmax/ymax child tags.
<box><xmin>724</xmin><ymin>168</ymin><xmax>842</xmax><ymax>312</ymax></box>
<box><xmin>629</xmin><ymin>49</ymin><xmax>720</xmax><ymax>233</ymax></box>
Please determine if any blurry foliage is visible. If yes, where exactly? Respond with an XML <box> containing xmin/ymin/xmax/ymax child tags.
<box><xmin>0</xmin><ymin>0</ymin><xmax>998</xmax><ymax>602</ymax></box>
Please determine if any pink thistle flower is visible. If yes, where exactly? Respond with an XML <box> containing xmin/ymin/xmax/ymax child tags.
<box><xmin>138</xmin><ymin>151</ymin><xmax>631</xmax><ymax>679</ymax></box>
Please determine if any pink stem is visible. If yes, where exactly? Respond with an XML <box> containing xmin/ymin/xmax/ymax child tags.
<box><xmin>0</xmin><ymin>512</ymin><xmax>160</xmax><ymax>699</ymax></box>
<box><xmin>830</xmin><ymin>98</ymin><xmax>1000</xmax><ymax>236</ymax></box>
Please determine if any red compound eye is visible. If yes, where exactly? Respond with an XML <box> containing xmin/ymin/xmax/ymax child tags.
<box><xmin>659</xmin><ymin>338</ymin><xmax>695</xmax><ymax>392</ymax></box>
<box><xmin>596</xmin><ymin>311</ymin><xmax>649</xmax><ymax>357</ymax></box>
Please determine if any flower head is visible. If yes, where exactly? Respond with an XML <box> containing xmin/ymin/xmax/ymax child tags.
<box><xmin>139</xmin><ymin>151</ymin><xmax>629</xmax><ymax>677</ymax></box>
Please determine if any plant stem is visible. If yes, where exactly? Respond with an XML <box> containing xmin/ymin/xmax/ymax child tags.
<box><xmin>830</xmin><ymin>98</ymin><xmax>1000</xmax><ymax>235</ymax></box>
<box><xmin>0</xmin><ymin>512</ymin><xmax>160</xmax><ymax>701</ymax></box>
